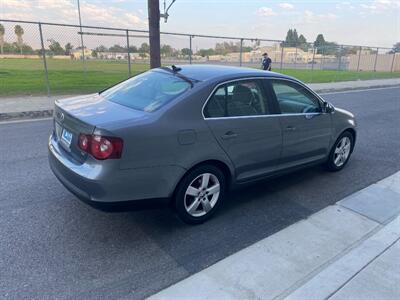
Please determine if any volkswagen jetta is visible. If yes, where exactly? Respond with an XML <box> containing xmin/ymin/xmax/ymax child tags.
<box><xmin>49</xmin><ymin>65</ymin><xmax>356</xmax><ymax>224</ymax></box>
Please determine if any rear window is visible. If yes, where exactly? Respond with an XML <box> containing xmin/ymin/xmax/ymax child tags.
<box><xmin>101</xmin><ymin>70</ymin><xmax>191</xmax><ymax>112</ymax></box>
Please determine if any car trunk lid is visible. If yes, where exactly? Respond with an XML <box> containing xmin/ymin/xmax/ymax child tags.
<box><xmin>53</xmin><ymin>93</ymin><xmax>147</xmax><ymax>163</ymax></box>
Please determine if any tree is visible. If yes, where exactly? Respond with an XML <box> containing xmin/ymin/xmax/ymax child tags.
<box><xmin>282</xmin><ymin>28</ymin><xmax>299</xmax><ymax>47</ymax></box>
<box><xmin>292</xmin><ymin>29</ymin><xmax>299</xmax><ymax>45</ymax></box>
<box><xmin>391</xmin><ymin>42</ymin><xmax>400</xmax><ymax>53</ymax></box>
<box><xmin>65</xmin><ymin>43</ymin><xmax>74</xmax><ymax>55</ymax></box>
<box><xmin>139</xmin><ymin>42</ymin><xmax>150</xmax><ymax>53</ymax></box>
<box><xmin>160</xmin><ymin>44</ymin><xmax>174</xmax><ymax>57</ymax></box>
<box><xmin>314</xmin><ymin>34</ymin><xmax>326</xmax><ymax>53</ymax></box>
<box><xmin>128</xmin><ymin>45</ymin><xmax>138</xmax><ymax>53</ymax></box>
<box><xmin>298</xmin><ymin>34</ymin><xmax>308</xmax><ymax>51</ymax></box>
<box><xmin>242</xmin><ymin>46</ymin><xmax>253</xmax><ymax>52</ymax></box>
<box><xmin>109</xmin><ymin>44</ymin><xmax>126</xmax><ymax>52</ymax></box>
<box><xmin>94</xmin><ymin>45</ymin><xmax>108</xmax><ymax>52</ymax></box>
<box><xmin>0</xmin><ymin>24</ymin><xmax>4</xmax><ymax>54</ymax></box>
<box><xmin>181</xmin><ymin>48</ymin><xmax>192</xmax><ymax>56</ymax></box>
<box><xmin>14</xmin><ymin>25</ymin><xmax>24</xmax><ymax>55</ymax></box>
<box><xmin>148</xmin><ymin>0</ymin><xmax>161</xmax><ymax>68</ymax></box>
<box><xmin>48</xmin><ymin>39</ymin><xmax>64</xmax><ymax>55</ymax></box>
<box><xmin>197</xmin><ymin>48</ymin><xmax>215</xmax><ymax>57</ymax></box>
<box><xmin>342</xmin><ymin>46</ymin><xmax>359</xmax><ymax>55</ymax></box>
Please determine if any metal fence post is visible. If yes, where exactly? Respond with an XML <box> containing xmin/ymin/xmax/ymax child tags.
<box><xmin>390</xmin><ymin>51</ymin><xmax>396</xmax><ymax>72</ymax></box>
<box><xmin>280</xmin><ymin>44</ymin><xmax>284</xmax><ymax>70</ymax></box>
<box><xmin>239</xmin><ymin>38</ymin><xmax>243</xmax><ymax>67</ymax></box>
<box><xmin>189</xmin><ymin>35</ymin><xmax>192</xmax><ymax>64</ymax></box>
<box><xmin>38</xmin><ymin>22</ymin><xmax>50</xmax><ymax>97</ymax></box>
<box><xmin>294</xmin><ymin>45</ymin><xmax>298</xmax><ymax>69</ymax></box>
<box><xmin>373</xmin><ymin>47</ymin><xmax>379</xmax><ymax>72</ymax></box>
<box><xmin>321</xmin><ymin>46</ymin><xmax>325</xmax><ymax>70</ymax></box>
<box><xmin>357</xmin><ymin>46</ymin><xmax>362</xmax><ymax>72</ymax></box>
<box><xmin>126</xmin><ymin>30</ymin><xmax>131</xmax><ymax>77</ymax></box>
<box><xmin>311</xmin><ymin>45</ymin><xmax>316</xmax><ymax>71</ymax></box>
<box><xmin>77</xmin><ymin>0</ymin><xmax>87</xmax><ymax>75</ymax></box>
<box><xmin>337</xmin><ymin>45</ymin><xmax>343</xmax><ymax>71</ymax></box>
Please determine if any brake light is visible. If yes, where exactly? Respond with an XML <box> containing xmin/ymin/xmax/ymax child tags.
<box><xmin>78</xmin><ymin>134</ymin><xmax>89</xmax><ymax>151</ymax></box>
<box><xmin>78</xmin><ymin>134</ymin><xmax>123</xmax><ymax>160</ymax></box>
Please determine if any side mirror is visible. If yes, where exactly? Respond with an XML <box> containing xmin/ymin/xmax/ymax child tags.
<box><xmin>323</xmin><ymin>102</ymin><xmax>334</xmax><ymax>113</ymax></box>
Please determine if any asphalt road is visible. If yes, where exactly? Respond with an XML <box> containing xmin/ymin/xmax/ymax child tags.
<box><xmin>1</xmin><ymin>87</ymin><xmax>399</xmax><ymax>299</ymax></box>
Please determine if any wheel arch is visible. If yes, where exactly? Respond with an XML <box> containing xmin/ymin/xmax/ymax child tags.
<box><xmin>342</xmin><ymin>128</ymin><xmax>356</xmax><ymax>152</ymax></box>
<box><xmin>171</xmin><ymin>159</ymin><xmax>234</xmax><ymax>199</ymax></box>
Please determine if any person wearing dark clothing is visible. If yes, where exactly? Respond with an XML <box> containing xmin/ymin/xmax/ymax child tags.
<box><xmin>262</xmin><ymin>52</ymin><xmax>272</xmax><ymax>71</ymax></box>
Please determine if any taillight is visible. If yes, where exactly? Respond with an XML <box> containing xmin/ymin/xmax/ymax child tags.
<box><xmin>78</xmin><ymin>134</ymin><xmax>123</xmax><ymax>160</ymax></box>
<box><xmin>78</xmin><ymin>134</ymin><xmax>89</xmax><ymax>151</ymax></box>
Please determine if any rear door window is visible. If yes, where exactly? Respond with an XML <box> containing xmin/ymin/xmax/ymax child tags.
<box><xmin>204</xmin><ymin>80</ymin><xmax>270</xmax><ymax>118</ymax></box>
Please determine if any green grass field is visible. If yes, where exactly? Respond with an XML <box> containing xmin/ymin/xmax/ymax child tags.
<box><xmin>1</xmin><ymin>58</ymin><xmax>399</xmax><ymax>96</ymax></box>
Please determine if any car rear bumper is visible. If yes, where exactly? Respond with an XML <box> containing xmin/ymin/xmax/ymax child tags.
<box><xmin>48</xmin><ymin>134</ymin><xmax>186</xmax><ymax>203</ymax></box>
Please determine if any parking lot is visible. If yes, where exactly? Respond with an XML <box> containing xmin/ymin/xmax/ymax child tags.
<box><xmin>1</xmin><ymin>87</ymin><xmax>399</xmax><ymax>299</ymax></box>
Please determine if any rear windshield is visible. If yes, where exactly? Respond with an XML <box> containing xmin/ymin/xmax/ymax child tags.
<box><xmin>101</xmin><ymin>70</ymin><xmax>191</xmax><ymax>112</ymax></box>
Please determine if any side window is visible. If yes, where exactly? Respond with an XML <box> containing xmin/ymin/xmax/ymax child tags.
<box><xmin>204</xmin><ymin>80</ymin><xmax>270</xmax><ymax>118</ymax></box>
<box><xmin>271</xmin><ymin>80</ymin><xmax>321</xmax><ymax>114</ymax></box>
<box><xmin>204</xmin><ymin>86</ymin><xmax>226</xmax><ymax>118</ymax></box>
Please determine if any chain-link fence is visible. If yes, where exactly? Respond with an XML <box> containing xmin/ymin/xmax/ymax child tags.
<box><xmin>0</xmin><ymin>19</ymin><xmax>399</xmax><ymax>96</ymax></box>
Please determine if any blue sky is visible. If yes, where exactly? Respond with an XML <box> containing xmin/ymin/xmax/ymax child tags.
<box><xmin>1</xmin><ymin>0</ymin><xmax>399</xmax><ymax>48</ymax></box>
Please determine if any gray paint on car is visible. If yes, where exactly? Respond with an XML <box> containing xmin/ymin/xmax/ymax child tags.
<box><xmin>48</xmin><ymin>65</ymin><xmax>357</xmax><ymax>203</ymax></box>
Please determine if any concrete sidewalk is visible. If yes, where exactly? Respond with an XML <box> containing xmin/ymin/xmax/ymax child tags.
<box><xmin>1</xmin><ymin>78</ymin><xmax>399</xmax><ymax>121</ymax></box>
<box><xmin>149</xmin><ymin>171</ymin><xmax>400</xmax><ymax>300</ymax></box>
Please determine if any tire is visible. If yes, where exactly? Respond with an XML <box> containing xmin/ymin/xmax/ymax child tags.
<box><xmin>174</xmin><ymin>165</ymin><xmax>226</xmax><ymax>224</ymax></box>
<box><xmin>325</xmin><ymin>131</ymin><xmax>354</xmax><ymax>172</ymax></box>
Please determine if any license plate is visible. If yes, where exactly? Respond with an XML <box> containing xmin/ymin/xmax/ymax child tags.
<box><xmin>61</xmin><ymin>128</ymin><xmax>73</xmax><ymax>146</ymax></box>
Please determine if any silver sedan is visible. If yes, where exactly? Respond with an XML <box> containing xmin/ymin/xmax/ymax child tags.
<box><xmin>49</xmin><ymin>65</ymin><xmax>356</xmax><ymax>224</ymax></box>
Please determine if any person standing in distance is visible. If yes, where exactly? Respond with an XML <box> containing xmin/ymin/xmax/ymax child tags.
<box><xmin>261</xmin><ymin>52</ymin><xmax>272</xmax><ymax>71</ymax></box>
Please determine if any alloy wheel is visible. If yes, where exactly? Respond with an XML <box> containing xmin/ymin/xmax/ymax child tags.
<box><xmin>334</xmin><ymin>136</ymin><xmax>351</xmax><ymax>167</ymax></box>
<box><xmin>184</xmin><ymin>173</ymin><xmax>220</xmax><ymax>217</ymax></box>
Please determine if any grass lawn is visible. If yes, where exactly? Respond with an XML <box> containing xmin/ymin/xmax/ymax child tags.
<box><xmin>1</xmin><ymin>58</ymin><xmax>399</xmax><ymax>96</ymax></box>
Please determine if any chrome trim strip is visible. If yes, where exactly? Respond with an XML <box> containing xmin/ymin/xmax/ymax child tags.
<box><xmin>204</xmin><ymin>112</ymin><xmax>322</xmax><ymax>121</ymax></box>
<box><xmin>201</xmin><ymin>76</ymin><xmax>326</xmax><ymax>120</ymax></box>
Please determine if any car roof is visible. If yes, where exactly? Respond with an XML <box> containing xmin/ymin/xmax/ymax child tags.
<box><xmin>159</xmin><ymin>64</ymin><xmax>294</xmax><ymax>82</ymax></box>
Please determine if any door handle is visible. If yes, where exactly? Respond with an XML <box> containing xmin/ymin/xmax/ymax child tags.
<box><xmin>285</xmin><ymin>126</ymin><xmax>296</xmax><ymax>131</ymax></box>
<box><xmin>221</xmin><ymin>131</ymin><xmax>238</xmax><ymax>140</ymax></box>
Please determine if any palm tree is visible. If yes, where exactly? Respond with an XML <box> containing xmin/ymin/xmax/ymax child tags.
<box><xmin>0</xmin><ymin>24</ymin><xmax>5</xmax><ymax>54</ymax></box>
<box><xmin>14</xmin><ymin>25</ymin><xmax>24</xmax><ymax>55</ymax></box>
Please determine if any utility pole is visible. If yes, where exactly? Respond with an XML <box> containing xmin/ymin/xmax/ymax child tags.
<box><xmin>148</xmin><ymin>0</ymin><xmax>161</xmax><ymax>68</ymax></box>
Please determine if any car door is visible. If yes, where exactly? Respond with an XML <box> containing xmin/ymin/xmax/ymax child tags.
<box><xmin>267</xmin><ymin>79</ymin><xmax>332</xmax><ymax>169</ymax></box>
<box><xmin>203</xmin><ymin>79</ymin><xmax>282</xmax><ymax>182</ymax></box>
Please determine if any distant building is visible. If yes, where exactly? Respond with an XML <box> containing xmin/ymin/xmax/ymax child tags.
<box><xmin>94</xmin><ymin>52</ymin><xmax>149</xmax><ymax>60</ymax></box>
<box><xmin>215</xmin><ymin>44</ymin><xmax>337</xmax><ymax>65</ymax></box>
<box><xmin>71</xmin><ymin>48</ymin><xmax>93</xmax><ymax>60</ymax></box>
<box><xmin>97</xmin><ymin>52</ymin><xmax>127</xmax><ymax>60</ymax></box>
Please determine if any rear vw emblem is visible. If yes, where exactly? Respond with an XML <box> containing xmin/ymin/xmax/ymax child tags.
<box><xmin>57</xmin><ymin>112</ymin><xmax>64</xmax><ymax>122</ymax></box>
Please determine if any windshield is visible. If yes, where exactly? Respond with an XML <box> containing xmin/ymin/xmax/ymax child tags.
<box><xmin>101</xmin><ymin>70</ymin><xmax>191</xmax><ymax>112</ymax></box>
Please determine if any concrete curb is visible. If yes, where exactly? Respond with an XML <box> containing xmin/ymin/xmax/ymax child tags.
<box><xmin>315</xmin><ymin>84</ymin><xmax>400</xmax><ymax>94</ymax></box>
<box><xmin>148</xmin><ymin>171</ymin><xmax>400</xmax><ymax>300</ymax></box>
<box><xmin>0</xmin><ymin>109</ymin><xmax>54</xmax><ymax>122</ymax></box>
